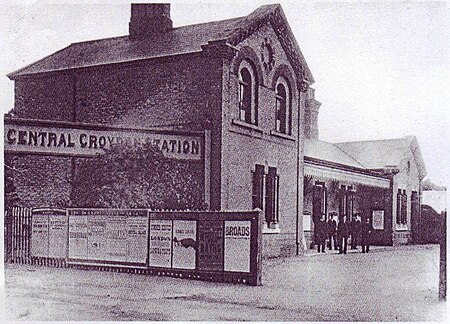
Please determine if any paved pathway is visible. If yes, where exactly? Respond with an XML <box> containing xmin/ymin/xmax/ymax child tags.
<box><xmin>2</xmin><ymin>244</ymin><xmax>446</xmax><ymax>321</ymax></box>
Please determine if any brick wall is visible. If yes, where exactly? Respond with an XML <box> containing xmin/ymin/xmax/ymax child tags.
<box><xmin>7</xmin><ymin>155</ymin><xmax>72</xmax><ymax>208</ymax></box>
<box><xmin>221</xmin><ymin>23</ymin><xmax>303</xmax><ymax>257</ymax></box>
<box><xmin>9</xmin><ymin>54</ymin><xmax>222</xmax><ymax>209</ymax></box>
<box><xmin>75</xmin><ymin>55</ymin><xmax>219</xmax><ymax>129</ymax></box>
<box><xmin>14</xmin><ymin>73</ymin><xmax>75</xmax><ymax>122</ymax></box>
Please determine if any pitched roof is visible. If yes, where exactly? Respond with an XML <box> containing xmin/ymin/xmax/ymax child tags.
<box><xmin>304</xmin><ymin>138</ymin><xmax>366</xmax><ymax>169</ymax></box>
<box><xmin>335</xmin><ymin>136</ymin><xmax>427</xmax><ymax>179</ymax></box>
<box><xmin>8</xmin><ymin>4</ymin><xmax>313</xmax><ymax>83</ymax></box>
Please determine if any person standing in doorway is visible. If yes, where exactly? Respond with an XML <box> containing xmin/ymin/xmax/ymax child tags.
<box><xmin>316</xmin><ymin>215</ymin><xmax>327</xmax><ymax>253</ymax></box>
<box><xmin>350</xmin><ymin>214</ymin><xmax>362</xmax><ymax>249</ymax></box>
<box><xmin>361</xmin><ymin>217</ymin><xmax>373</xmax><ymax>253</ymax></box>
<box><xmin>337</xmin><ymin>216</ymin><xmax>349</xmax><ymax>254</ymax></box>
<box><xmin>327</xmin><ymin>214</ymin><xmax>337</xmax><ymax>250</ymax></box>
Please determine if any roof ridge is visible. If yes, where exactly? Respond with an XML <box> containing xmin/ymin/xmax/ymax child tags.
<box><xmin>70</xmin><ymin>35</ymin><xmax>128</xmax><ymax>46</ymax></box>
<box><xmin>335</xmin><ymin>136</ymin><xmax>410</xmax><ymax>145</ymax></box>
<box><xmin>69</xmin><ymin>15</ymin><xmax>247</xmax><ymax>47</ymax></box>
<box><xmin>332</xmin><ymin>142</ymin><xmax>367</xmax><ymax>168</ymax></box>
<box><xmin>304</xmin><ymin>138</ymin><xmax>367</xmax><ymax>169</ymax></box>
<box><xmin>7</xmin><ymin>43</ymin><xmax>73</xmax><ymax>78</ymax></box>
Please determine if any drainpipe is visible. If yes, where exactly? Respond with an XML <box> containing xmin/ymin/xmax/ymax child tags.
<box><xmin>70</xmin><ymin>71</ymin><xmax>77</xmax><ymax>206</ymax></box>
<box><xmin>295</xmin><ymin>87</ymin><xmax>304</xmax><ymax>255</ymax></box>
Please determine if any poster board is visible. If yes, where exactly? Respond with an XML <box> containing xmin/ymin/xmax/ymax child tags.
<box><xmin>197</xmin><ymin>221</ymin><xmax>224</xmax><ymax>271</ymax></box>
<box><xmin>48</xmin><ymin>214</ymin><xmax>68</xmax><ymax>258</ymax></box>
<box><xmin>303</xmin><ymin>214</ymin><xmax>312</xmax><ymax>231</ymax></box>
<box><xmin>149</xmin><ymin>219</ymin><xmax>173</xmax><ymax>268</ymax></box>
<box><xmin>372</xmin><ymin>210</ymin><xmax>385</xmax><ymax>230</ymax></box>
<box><xmin>68</xmin><ymin>214</ymin><xmax>88</xmax><ymax>259</ymax></box>
<box><xmin>31</xmin><ymin>214</ymin><xmax>49</xmax><ymax>257</ymax></box>
<box><xmin>64</xmin><ymin>209</ymin><xmax>262</xmax><ymax>285</ymax></box>
<box><xmin>224</xmin><ymin>220</ymin><xmax>251</xmax><ymax>273</ymax></box>
<box><xmin>68</xmin><ymin>209</ymin><xmax>148</xmax><ymax>266</ymax></box>
<box><xmin>31</xmin><ymin>209</ymin><xmax>67</xmax><ymax>259</ymax></box>
<box><xmin>172</xmin><ymin>220</ymin><xmax>197</xmax><ymax>269</ymax></box>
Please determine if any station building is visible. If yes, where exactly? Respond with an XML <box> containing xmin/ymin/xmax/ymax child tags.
<box><xmin>335</xmin><ymin>136</ymin><xmax>427</xmax><ymax>244</ymax></box>
<box><xmin>302</xmin><ymin>88</ymin><xmax>427</xmax><ymax>246</ymax></box>
<box><xmin>5</xmin><ymin>3</ymin><xmax>313</xmax><ymax>257</ymax></box>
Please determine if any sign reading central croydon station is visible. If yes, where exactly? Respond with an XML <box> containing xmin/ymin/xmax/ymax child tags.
<box><xmin>4</xmin><ymin>118</ymin><xmax>202</xmax><ymax>160</ymax></box>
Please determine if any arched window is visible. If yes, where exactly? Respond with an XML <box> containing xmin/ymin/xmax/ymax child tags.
<box><xmin>238</xmin><ymin>61</ymin><xmax>258</xmax><ymax>125</ymax></box>
<box><xmin>275</xmin><ymin>77</ymin><xmax>291</xmax><ymax>134</ymax></box>
<box><xmin>239</xmin><ymin>68</ymin><xmax>252</xmax><ymax>123</ymax></box>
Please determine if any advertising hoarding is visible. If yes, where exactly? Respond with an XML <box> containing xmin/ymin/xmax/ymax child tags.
<box><xmin>224</xmin><ymin>220</ymin><xmax>251</xmax><ymax>273</ymax></box>
<box><xmin>172</xmin><ymin>220</ymin><xmax>197</xmax><ymax>269</ymax></box>
<box><xmin>48</xmin><ymin>214</ymin><xmax>68</xmax><ymax>258</ymax></box>
<box><xmin>149</xmin><ymin>219</ymin><xmax>173</xmax><ymax>268</ymax></box>
<box><xmin>127</xmin><ymin>215</ymin><xmax>150</xmax><ymax>263</ymax></box>
<box><xmin>197</xmin><ymin>221</ymin><xmax>223</xmax><ymax>271</ymax></box>
<box><xmin>68</xmin><ymin>209</ymin><xmax>148</xmax><ymax>265</ymax></box>
<box><xmin>31</xmin><ymin>214</ymin><xmax>49</xmax><ymax>257</ymax></box>
<box><xmin>68</xmin><ymin>214</ymin><xmax>88</xmax><ymax>259</ymax></box>
<box><xmin>372</xmin><ymin>210</ymin><xmax>385</xmax><ymax>230</ymax></box>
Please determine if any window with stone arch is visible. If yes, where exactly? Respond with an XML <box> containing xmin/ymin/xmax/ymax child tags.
<box><xmin>238</xmin><ymin>60</ymin><xmax>258</xmax><ymax>125</ymax></box>
<box><xmin>275</xmin><ymin>77</ymin><xmax>291</xmax><ymax>135</ymax></box>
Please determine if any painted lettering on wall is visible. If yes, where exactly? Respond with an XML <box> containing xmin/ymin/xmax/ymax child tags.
<box><xmin>4</xmin><ymin>122</ymin><xmax>202</xmax><ymax>160</ymax></box>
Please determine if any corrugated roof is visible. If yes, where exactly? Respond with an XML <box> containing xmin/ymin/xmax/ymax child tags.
<box><xmin>8</xmin><ymin>4</ymin><xmax>314</xmax><ymax>82</ymax></box>
<box><xmin>335</xmin><ymin>137</ymin><xmax>413</xmax><ymax>169</ymax></box>
<box><xmin>304</xmin><ymin>139</ymin><xmax>366</xmax><ymax>169</ymax></box>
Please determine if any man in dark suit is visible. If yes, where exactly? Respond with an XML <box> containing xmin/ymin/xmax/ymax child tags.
<box><xmin>327</xmin><ymin>214</ymin><xmax>338</xmax><ymax>250</ymax></box>
<box><xmin>361</xmin><ymin>217</ymin><xmax>373</xmax><ymax>253</ymax></box>
<box><xmin>316</xmin><ymin>215</ymin><xmax>327</xmax><ymax>253</ymax></box>
<box><xmin>350</xmin><ymin>214</ymin><xmax>362</xmax><ymax>249</ymax></box>
<box><xmin>337</xmin><ymin>217</ymin><xmax>349</xmax><ymax>254</ymax></box>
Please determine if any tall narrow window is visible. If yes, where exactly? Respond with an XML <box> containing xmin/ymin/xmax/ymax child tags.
<box><xmin>239</xmin><ymin>68</ymin><xmax>252</xmax><ymax>124</ymax></box>
<box><xmin>265</xmin><ymin>167</ymin><xmax>279</xmax><ymax>224</ymax></box>
<box><xmin>401</xmin><ymin>190</ymin><xmax>407</xmax><ymax>224</ymax></box>
<box><xmin>252</xmin><ymin>165</ymin><xmax>279</xmax><ymax>225</ymax></box>
<box><xmin>276</xmin><ymin>84</ymin><xmax>287</xmax><ymax>133</ymax></box>
<box><xmin>396</xmin><ymin>189</ymin><xmax>402</xmax><ymax>224</ymax></box>
<box><xmin>238</xmin><ymin>60</ymin><xmax>258</xmax><ymax>125</ymax></box>
<box><xmin>275</xmin><ymin>77</ymin><xmax>291</xmax><ymax>134</ymax></box>
<box><xmin>252</xmin><ymin>164</ymin><xmax>265</xmax><ymax>210</ymax></box>
<box><xmin>313</xmin><ymin>182</ymin><xmax>327</xmax><ymax>224</ymax></box>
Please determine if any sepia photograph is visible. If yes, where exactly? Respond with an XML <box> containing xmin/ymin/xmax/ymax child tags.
<box><xmin>1</xmin><ymin>0</ymin><xmax>448</xmax><ymax>321</ymax></box>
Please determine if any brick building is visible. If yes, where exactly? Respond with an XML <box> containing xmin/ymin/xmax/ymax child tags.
<box><xmin>6</xmin><ymin>4</ymin><xmax>314</xmax><ymax>257</ymax></box>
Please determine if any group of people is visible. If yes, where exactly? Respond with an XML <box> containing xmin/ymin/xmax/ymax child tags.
<box><xmin>315</xmin><ymin>214</ymin><xmax>373</xmax><ymax>254</ymax></box>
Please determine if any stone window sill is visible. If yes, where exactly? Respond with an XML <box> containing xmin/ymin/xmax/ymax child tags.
<box><xmin>395</xmin><ymin>224</ymin><xmax>408</xmax><ymax>231</ymax></box>
<box><xmin>270</xmin><ymin>130</ymin><xmax>295</xmax><ymax>141</ymax></box>
<box><xmin>231</xmin><ymin>119</ymin><xmax>263</xmax><ymax>133</ymax></box>
<box><xmin>262</xmin><ymin>221</ymin><xmax>281</xmax><ymax>234</ymax></box>
<box><xmin>230</xmin><ymin>119</ymin><xmax>264</xmax><ymax>139</ymax></box>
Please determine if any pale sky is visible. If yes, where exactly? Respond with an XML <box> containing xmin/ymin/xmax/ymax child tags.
<box><xmin>1</xmin><ymin>0</ymin><xmax>449</xmax><ymax>187</ymax></box>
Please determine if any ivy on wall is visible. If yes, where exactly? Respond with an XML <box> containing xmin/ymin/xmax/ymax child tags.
<box><xmin>71</xmin><ymin>142</ymin><xmax>205</xmax><ymax>210</ymax></box>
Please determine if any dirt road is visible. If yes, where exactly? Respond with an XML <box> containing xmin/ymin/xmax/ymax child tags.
<box><xmin>2</xmin><ymin>244</ymin><xmax>446</xmax><ymax>321</ymax></box>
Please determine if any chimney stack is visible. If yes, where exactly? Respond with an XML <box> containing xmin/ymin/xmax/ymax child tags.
<box><xmin>129</xmin><ymin>3</ymin><xmax>173</xmax><ymax>39</ymax></box>
<box><xmin>304</xmin><ymin>88</ymin><xmax>321</xmax><ymax>139</ymax></box>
